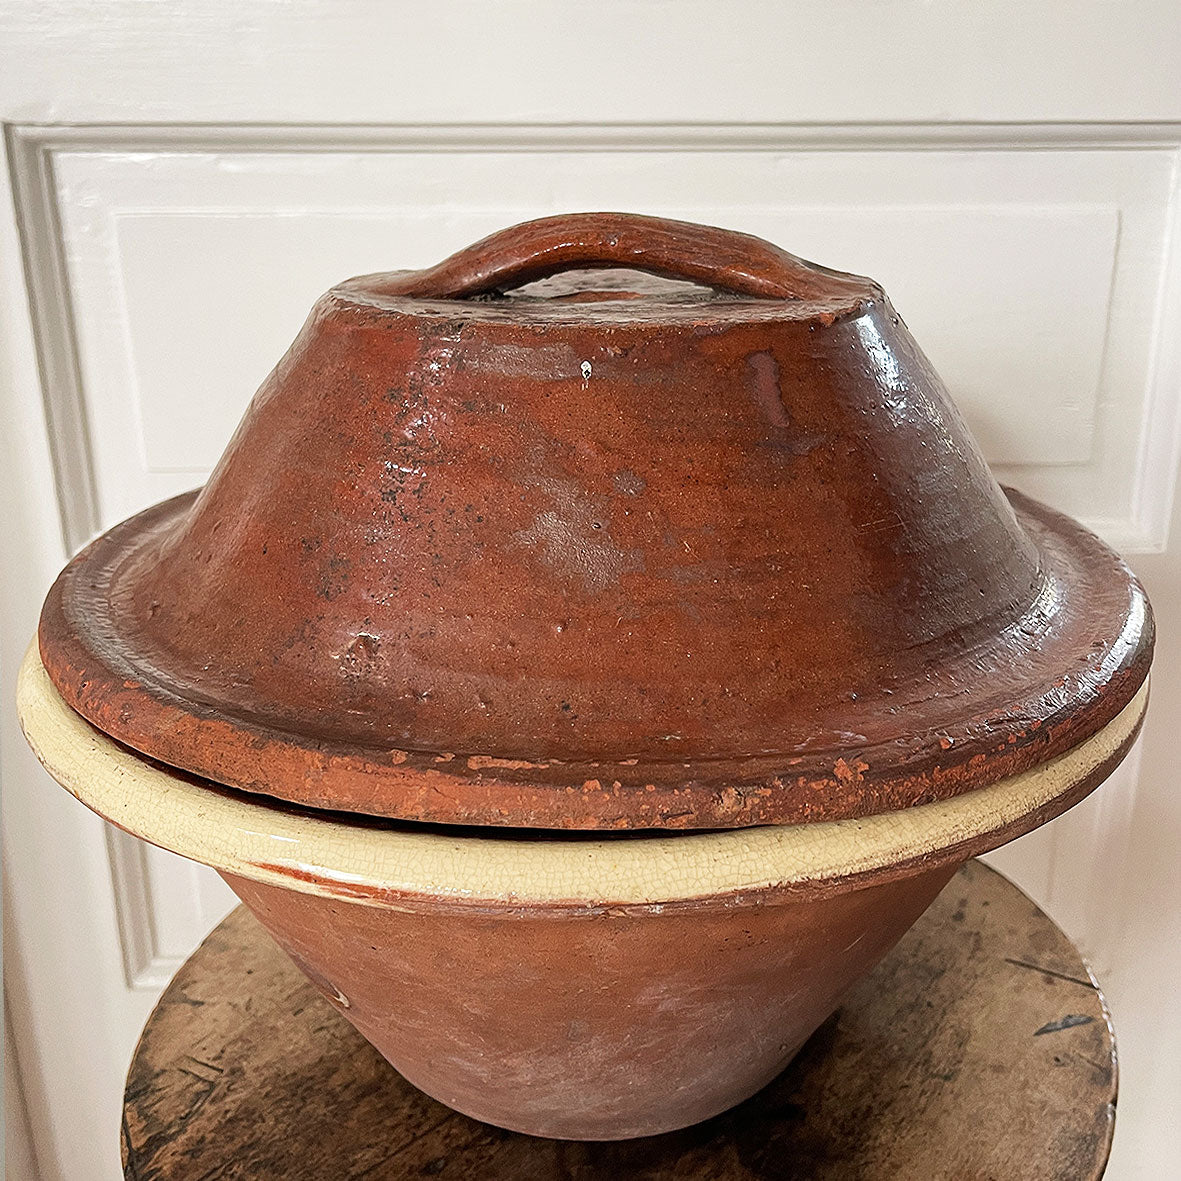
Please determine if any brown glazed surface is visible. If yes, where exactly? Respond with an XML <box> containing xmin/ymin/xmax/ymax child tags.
<box><xmin>220</xmin><ymin>860</ymin><xmax>958</xmax><ymax>1140</ymax></box>
<box><xmin>38</xmin><ymin>213</ymin><xmax>1153</xmax><ymax>828</ymax></box>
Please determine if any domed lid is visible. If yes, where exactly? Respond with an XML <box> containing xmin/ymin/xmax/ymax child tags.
<box><xmin>38</xmin><ymin>213</ymin><xmax>1153</xmax><ymax>829</ymax></box>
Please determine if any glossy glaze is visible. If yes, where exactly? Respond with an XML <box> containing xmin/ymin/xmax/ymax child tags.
<box><xmin>36</xmin><ymin>214</ymin><xmax>1153</xmax><ymax>828</ymax></box>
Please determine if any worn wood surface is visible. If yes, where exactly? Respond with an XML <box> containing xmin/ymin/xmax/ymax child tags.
<box><xmin>122</xmin><ymin>861</ymin><xmax>1115</xmax><ymax>1179</ymax></box>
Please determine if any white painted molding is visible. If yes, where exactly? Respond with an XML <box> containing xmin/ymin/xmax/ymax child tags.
<box><xmin>1130</xmin><ymin>148</ymin><xmax>1181</xmax><ymax>555</ymax></box>
<box><xmin>4</xmin><ymin>125</ymin><xmax>99</xmax><ymax>554</ymax></box>
<box><xmin>13</xmin><ymin>120</ymin><xmax>1181</xmax><ymax>153</ymax></box>
<box><xmin>103</xmin><ymin>830</ymin><xmax>188</xmax><ymax>990</ymax></box>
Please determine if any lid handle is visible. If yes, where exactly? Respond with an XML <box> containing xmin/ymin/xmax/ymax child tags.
<box><xmin>370</xmin><ymin>213</ymin><xmax>877</xmax><ymax>302</ymax></box>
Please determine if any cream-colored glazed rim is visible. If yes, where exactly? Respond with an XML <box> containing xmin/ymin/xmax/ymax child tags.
<box><xmin>18</xmin><ymin>644</ymin><xmax>1147</xmax><ymax>909</ymax></box>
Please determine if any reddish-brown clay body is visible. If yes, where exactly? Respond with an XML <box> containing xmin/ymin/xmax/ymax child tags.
<box><xmin>37</xmin><ymin>213</ymin><xmax>1152</xmax><ymax>829</ymax></box>
<box><xmin>22</xmin><ymin>214</ymin><xmax>1156</xmax><ymax>1145</ymax></box>
<box><xmin>220</xmin><ymin>862</ymin><xmax>958</xmax><ymax>1140</ymax></box>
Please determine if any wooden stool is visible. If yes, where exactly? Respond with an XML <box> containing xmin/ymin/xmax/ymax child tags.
<box><xmin>121</xmin><ymin>861</ymin><xmax>1116</xmax><ymax>1179</ymax></box>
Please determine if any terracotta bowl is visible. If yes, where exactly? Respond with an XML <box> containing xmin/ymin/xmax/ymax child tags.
<box><xmin>18</xmin><ymin>646</ymin><xmax>1147</xmax><ymax>1140</ymax></box>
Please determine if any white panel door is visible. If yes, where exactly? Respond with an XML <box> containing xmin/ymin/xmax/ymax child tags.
<box><xmin>3</xmin><ymin>6</ymin><xmax>1180</xmax><ymax>1179</ymax></box>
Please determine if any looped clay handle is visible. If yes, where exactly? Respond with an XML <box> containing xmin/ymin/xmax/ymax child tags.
<box><xmin>371</xmin><ymin>212</ymin><xmax>877</xmax><ymax>303</ymax></box>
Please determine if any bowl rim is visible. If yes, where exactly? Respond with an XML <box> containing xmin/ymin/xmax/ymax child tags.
<box><xmin>17</xmin><ymin>642</ymin><xmax>1147</xmax><ymax>913</ymax></box>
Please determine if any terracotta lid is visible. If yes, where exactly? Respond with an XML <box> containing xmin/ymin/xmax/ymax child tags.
<box><xmin>38</xmin><ymin>213</ymin><xmax>1153</xmax><ymax>830</ymax></box>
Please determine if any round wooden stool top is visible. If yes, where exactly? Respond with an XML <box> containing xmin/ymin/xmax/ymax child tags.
<box><xmin>122</xmin><ymin>861</ymin><xmax>1116</xmax><ymax>1180</ymax></box>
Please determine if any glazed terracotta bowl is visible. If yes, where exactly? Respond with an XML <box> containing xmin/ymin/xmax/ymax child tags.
<box><xmin>18</xmin><ymin>645</ymin><xmax>1147</xmax><ymax>1140</ymax></box>
<box><xmin>20</xmin><ymin>214</ymin><xmax>1154</xmax><ymax>1140</ymax></box>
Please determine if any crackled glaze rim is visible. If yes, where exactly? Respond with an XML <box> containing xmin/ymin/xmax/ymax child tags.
<box><xmin>18</xmin><ymin>643</ymin><xmax>1147</xmax><ymax>911</ymax></box>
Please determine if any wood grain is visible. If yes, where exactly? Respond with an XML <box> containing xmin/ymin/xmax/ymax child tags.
<box><xmin>122</xmin><ymin>861</ymin><xmax>1115</xmax><ymax>1179</ymax></box>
